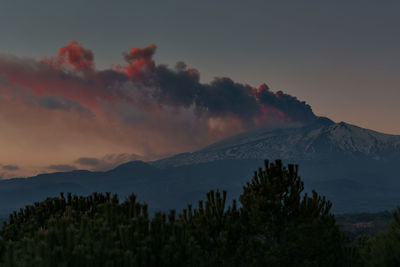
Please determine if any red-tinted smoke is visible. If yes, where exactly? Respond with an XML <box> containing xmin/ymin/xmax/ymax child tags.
<box><xmin>57</xmin><ymin>40</ymin><xmax>94</xmax><ymax>71</ymax></box>
<box><xmin>253</xmin><ymin>104</ymin><xmax>288</xmax><ymax>126</ymax></box>
<box><xmin>120</xmin><ymin>44</ymin><xmax>156</xmax><ymax>78</ymax></box>
<box><xmin>257</xmin><ymin>83</ymin><xmax>269</xmax><ymax>94</ymax></box>
<box><xmin>0</xmin><ymin>41</ymin><xmax>315</xmax><ymax>130</ymax></box>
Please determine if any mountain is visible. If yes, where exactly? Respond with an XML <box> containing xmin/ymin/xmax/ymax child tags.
<box><xmin>1</xmin><ymin>117</ymin><xmax>400</xmax><ymax>217</ymax></box>
<box><xmin>154</xmin><ymin>117</ymin><xmax>400</xmax><ymax>167</ymax></box>
<box><xmin>151</xmin><ymin>117</ymin><xmax>400</xmax><ymax>213</ymax></box>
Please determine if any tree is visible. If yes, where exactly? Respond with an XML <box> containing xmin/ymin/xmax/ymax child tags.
<box><xmin>0</xmin><ymin>159</ymin><xmax>352</xmax><ymax>266</ymax></box>
<box><xmin>239</xmin><ymin>160</ymin><xmax>348</xmax><ymax>266</ymax></box>
<box><xmin>361</xmin><ymin>207</ymin><xmax>400</xmax><ymax>266</ymax></box>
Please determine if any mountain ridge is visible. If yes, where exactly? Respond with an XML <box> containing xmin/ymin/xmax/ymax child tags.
<box><xmin>153</xmin><ymin>117</ymin><xmax>400</xmax><ymax>168</ymax></box>
<box><xmin>1</xmin><ymin>117</ymin><xmax>400</xmax><ymax>215</ymax></box>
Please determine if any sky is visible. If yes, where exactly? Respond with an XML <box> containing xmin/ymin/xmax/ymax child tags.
<box><xmin>0</xmin><ymin>0</ymin><xmax>399</xmax><ymax>178</ymax></box>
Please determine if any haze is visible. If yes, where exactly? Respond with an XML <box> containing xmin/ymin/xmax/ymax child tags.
<box><xmin>0</xmin><ymin>0</ymin><xmax>399</xmax><ymax>178</ymax></box>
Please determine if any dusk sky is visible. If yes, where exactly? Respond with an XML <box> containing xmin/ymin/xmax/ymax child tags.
<box><xmin>0</xmin><ymin>0</ymin><xmax>399</xmax><ymax>178</ymax></box>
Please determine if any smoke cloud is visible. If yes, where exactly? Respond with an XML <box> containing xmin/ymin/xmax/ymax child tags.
<box><xmin>45</xmin><ymin>40</ymin><xmax>94</xmax><ymax>71</ymax></box>
<box><xmin>0</xmin><ymin>41</ymin><xmax>315</xmax><ymax>126</ymax></box>
<box><xmin>0</xmin><ymin>41</ymin><xmax>316</xmax><ymax>178</ymax></box>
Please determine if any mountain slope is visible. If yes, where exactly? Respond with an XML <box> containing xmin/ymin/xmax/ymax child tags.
<box><xmin>1</xmin><ymin>118</ymin><xmax>400</xmax><ymax>216</ymax></box>
<box><xmin>154</xmin><ymin>117</ymin><xmax>400</xmax><ymax>167</ymax></box>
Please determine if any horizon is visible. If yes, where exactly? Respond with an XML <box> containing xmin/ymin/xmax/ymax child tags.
<box><xmin>1</xmin><ymin>1</ymin><xmax>400</xmax><ymax>179</ymax></box>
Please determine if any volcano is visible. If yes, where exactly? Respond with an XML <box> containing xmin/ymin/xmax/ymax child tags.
<box><xmin>1</xmin><ymin>117</ymin><xmax>400</xmax><ymax>216</ymax></box>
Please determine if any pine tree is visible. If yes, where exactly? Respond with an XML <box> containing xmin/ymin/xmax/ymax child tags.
<box><xmin>239</xmin><ymin>160</ymin><xmax>347</xmax><ymax>266</ymax></box>
<box><xmin>361</xmin><ymin>206</ymin><xmax>400</xmax><ymax>266</ymax></box>
<box><xmin>0</xmin><ymin>160</ymin><xmax>353</xmax><ymax>266</ymax></box>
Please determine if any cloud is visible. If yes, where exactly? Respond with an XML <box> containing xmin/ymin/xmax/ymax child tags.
<box><xmin>0</xmin><ymin>164</ymin><xmax>22</xmax><ymax>179</ymax></box>
<box><xmin>44</xmin><ymin>40</ymin><xmax>94</xmax><ymax>71</ymax></box>
<box><xmin>38</xmin><ymin>94</ymin><xmax>93</xmax><ymax>116</ymax></box>
<box><xmin>74</xmin><ymin>153</ymin><xmax>144</xmax><ymax>171</ymax></box>
<box><xmin>256</xmin><ymin>83</ymin><xmax>315</xmax><ymax>122</ymax></box>
<box><xmin>0</xmin><ymin>41</ymin><xmax>317</xmax><ymax>178</ymax></box>
<box><xmin>120</xmin><ymin>44</ymin><xmax>157</xmax><ymax>78</ymax></box>
<box><xmin>47</xmin><ymin>164</ymin><xmax>77</xmax><ymax>172</ymax></box>
<box><xmin>2</xmin><ymin>164</ymin><xmax>20</xmax><ymax>171</ymax></box>
<box><xmin>0</xmin><ymin>41</ymin><xmax>315</xmax><ymax>126</ymax></box>
<box><xmin>0</xmin><ymin>76</ymin><xmax>93</xmax><ymax>117</ymax></box>
<box><xmin>74</xmin><ymin>157</ymin><xmax>101</xmax><ymax>167</ymax></box>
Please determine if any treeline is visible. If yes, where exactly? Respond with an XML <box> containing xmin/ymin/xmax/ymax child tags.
<box><xmin>336</xmin><ymin>211</ymin><xmax>392</xmax><ymax>241</ymax></box>
<box><xmin>0</xmin><ymin>160</ymin><xmax>399</xmax><ymax>266</ymax></box>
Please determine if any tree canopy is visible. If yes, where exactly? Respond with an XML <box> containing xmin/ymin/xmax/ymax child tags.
<box><xmin>0</xmin><ymin>160</ymin><xmax>364</xmax><ymax>266</ymax></box>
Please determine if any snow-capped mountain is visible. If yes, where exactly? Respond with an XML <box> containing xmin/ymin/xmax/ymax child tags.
<box><xmin>1</xmin><ymin>117</ymin><xmax>400</xmax><ymax>215</ymax></box>
<box><xmin>154</xmin><ymin>117</ymin><xmax>400</xmax><ymax>168</ymax></box>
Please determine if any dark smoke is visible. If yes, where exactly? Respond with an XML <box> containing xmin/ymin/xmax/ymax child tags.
<box><xmin>0</xmin><ymin>41</ymin><xmax>317</xmax><ymax>132</ymax></box>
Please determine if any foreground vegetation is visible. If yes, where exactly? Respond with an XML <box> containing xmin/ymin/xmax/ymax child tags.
<box><xmin>0</xmin><ymin>160</ymin><xmax>399</xmax><ymax>266</ymax></box>
<box><xmin>336</xmin><ymin>211</ymin><xmax>392</xmax><ymax>241</ymax></box>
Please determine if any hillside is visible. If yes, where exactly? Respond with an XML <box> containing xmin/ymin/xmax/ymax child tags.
<box><xmin>0</xmin><ymin>117</ymin><xmax>400</xmax><ymax>216</ymax></box>
<box><xmin>154</xmin><ymin>117</ymin><xmax>400</xmax><ymax>167</ymax></box>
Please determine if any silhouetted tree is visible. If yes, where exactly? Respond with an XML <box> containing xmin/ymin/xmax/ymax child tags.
<box><xmin>239</xmin><ymin>160</ymin><xmax>348</xmax><ymax>266</ymax></box>
<box><xmin>0</xmin><ymin>159</ymin><xmax>353</xmax><ymax>266</ymax></box>
<box><xmin>361</xmin><ymin>206</ymin><xmax>400</xmax><ymax>266</ymax></box>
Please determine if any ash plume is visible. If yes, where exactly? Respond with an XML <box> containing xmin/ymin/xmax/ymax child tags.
<box><xmin>0</xmin><ymin>41</ymin><xmax>317</xmax><ymax>164</ymax></box>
